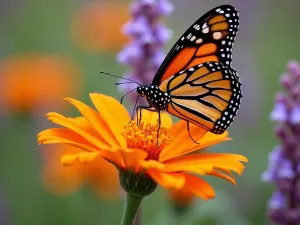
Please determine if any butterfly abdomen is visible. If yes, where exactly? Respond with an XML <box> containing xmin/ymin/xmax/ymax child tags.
<box><xmin>137</xmin><ymin>85</ymin><xmax>171</xmax><ymax>110</ymax></box>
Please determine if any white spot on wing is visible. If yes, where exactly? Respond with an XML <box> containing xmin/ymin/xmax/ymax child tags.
<box><xmin>213</xmin><ymin>32</ymin><xmax>222</xmax><ymax>40</ymax></box>
<box><xmin>190</xmin><ymin>35</ymin><xmax>196</xmax><ymax>41</ymax></box>
<box><xmin>196</xmin><ymin>38</ymin><xmax>203</xmax><ymax>44</ymax></box>
<box><xmin>202</xmin><ymin>27</ymin><xmax>209</xmax><ymax>34</ymax></box>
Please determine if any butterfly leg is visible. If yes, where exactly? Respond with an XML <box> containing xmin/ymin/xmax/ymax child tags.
<box><xmin>156</xmin><ymin>110</ymin><xmax>161</xmax><ymax>146</ymax></box>
<box><xmin>136</xmin><ymin>105</ymin><xmax>155</xmax><ymax>127</ymax></box>
<box><xmin>187</xmin><ymin>122</ymin><xmax>199</xmax><ymax>144</ymax></box>
<box><xmin>129</xmin><ymin>96</ymin><xmax>140</xmax><ymax>124</ymax></box>
<box><xmin>136</xmin><ymin>106</ymin><xmax>141</xmax><ymax>126</ymax></box>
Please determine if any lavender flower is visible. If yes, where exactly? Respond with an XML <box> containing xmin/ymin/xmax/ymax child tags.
<box><xmin>117</xmin><ymin>0</ymin><xmax>173</xmax><ymax>103</ymax></box>
<box><xmin>262</xmin><ymin>60</ymin><xmax>300</xmax><ymax>224</ymax></box>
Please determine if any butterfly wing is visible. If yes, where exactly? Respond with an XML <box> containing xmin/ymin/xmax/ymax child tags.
<box><xmin>152</xmin><ymin>5</ymin><xmax>239</xmax><ymax>86</ymax></box>
<box><xmin>159</xmin><ymin>62</ymin><xmax>242</xmax><ymax>134</ymax></box>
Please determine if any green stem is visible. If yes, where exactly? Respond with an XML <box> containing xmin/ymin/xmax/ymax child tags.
<box><xmin>121</xmin><ymin>194</ymin><xmax>143</xmax><ymax>225</ymax></box>
<box><xmin>133</xmin><ymin>207</ymin><xmax>141</xmax><ymax>225</ymax></box>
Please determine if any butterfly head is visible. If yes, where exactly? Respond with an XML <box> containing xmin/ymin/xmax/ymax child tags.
<box><xmin>136</xmin><ymin>86</ymin><xmax>146</xmax><ymax>97</ymax></box>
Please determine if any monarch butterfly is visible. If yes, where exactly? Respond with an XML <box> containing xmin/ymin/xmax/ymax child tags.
<box><xmin>103</xmin><ymin>4</ymin><xmax>241</xmax><ymax>142</ymax></box>
<box><xmin>133</xmin><ymin>4</ymin><xmax>242</xmax><ymax>140</ymax></box>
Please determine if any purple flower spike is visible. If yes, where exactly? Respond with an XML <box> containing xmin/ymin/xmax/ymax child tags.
<box><xmin>290</xmin><ymin>105</ymin><xmax>300</xmax><ymax>124</ymax></box>
<box><xmin>269</xmin><ymin>192</ymin><xmax>285</xmax><ymax>210</ymax></box>
<box><xmin>262</xmin><ymin>60</ymin><xmax>300</xmax><ymax>225</ymax></box>
<box><xmin>270</xmin><ymin>101</ymin><xmax>287</xmax><ymax>122</ymax></box>
<box><xmin>117</xmin><ymin>0</ymin><xmax>173</xmax><ymax>104</ymax></box>
<box><xmin>288</xmin><ymin>60</ymin><xmax>300</xmax><ymax>79</ymax></box>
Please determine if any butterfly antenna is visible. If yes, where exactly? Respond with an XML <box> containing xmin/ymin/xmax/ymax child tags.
<box><xmin>100</xmin><ymin>71</ymin><xmax>141</xmax><ymax>86</ymax></box>
<box><xmin>120</xmin><ymin>88</ymin><xmax>137</xmax><ymax>104</ymax></box>
<box><xmin>115</xmin><ymin>81</ymin><xmax>139</xmax><ymax>86</ymax></box>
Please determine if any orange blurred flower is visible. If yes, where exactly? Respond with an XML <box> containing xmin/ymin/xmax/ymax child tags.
<box><xmin>0</xmin><ymin>54</ymin><xmax>82</xmax><ymax>113</ymax></box>
<box><xmin>42</xmin><ymin>142</ymin><xmax>119</xmax><ymax>199</ymax></box>
<box><xmin>168</xmin><ymin>189</ymin><xmax>195</xmax><ymax>208</ymax></box>
<box><xmin>71</xmin><ymin>1</ymin><xmax>129</xmax><ymax>53</ymax></box>
<box><xmin>37</xmin><ymin>93</ymin><xmax>247</xmax><ymax>200</ymax></box>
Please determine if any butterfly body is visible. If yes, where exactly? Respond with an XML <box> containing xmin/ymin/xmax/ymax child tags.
<box><xmin>137</xmin><ymin>85</ymin><xmax>170</xmax><ymax>110</ymax></box>
<box><xmin>135</xmin><ymin>5</ymin><xmax>242</xmax><ymax>135</ymax></box>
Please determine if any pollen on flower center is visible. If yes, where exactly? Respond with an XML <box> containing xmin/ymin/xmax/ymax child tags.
<box><xmin>123</xmin><ymin>121</ymin><xmax>172</xmax><ymax>160</ymax></box>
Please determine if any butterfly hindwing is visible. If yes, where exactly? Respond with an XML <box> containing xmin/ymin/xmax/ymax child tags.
<box><xmin>159</xmin><ymin>62</ymin><xmax>242</xmax><ymax>134</ymax></box>
<box><xmin>152</xmin><ymin>5</ymin><xmax>239</xmax><ymax>86</ymax></box>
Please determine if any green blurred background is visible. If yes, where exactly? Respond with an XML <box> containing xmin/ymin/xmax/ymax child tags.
<box><xmin>0</xmin><ymin>0</ymin><xmax>298</xmax><ymax>224</ymax></box>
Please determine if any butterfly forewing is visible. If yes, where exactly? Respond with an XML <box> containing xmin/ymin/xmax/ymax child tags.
<box><xmin>152</xmin><ymin>5</ymin><xmax>239</xmax><ymax>86</ymax></box>
<box><xmin>159</xmin><ymin>62</ymin><xmax>242</xmax><ymax>134</ymax></box>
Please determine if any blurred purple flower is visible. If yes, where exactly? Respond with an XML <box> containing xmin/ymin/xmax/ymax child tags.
<box><xmin>270</xmin><ymin>95</ymin><xmax>288</xmax><ymax>122</ymax></box>
<box><xmin>262</xmin><ymin>60</ymin><xmax>300</xmax><ymax>224</ymax></box>
<box><xmin>117</xmin><ymin>0</ymin><xmax>173</xmax><ymax>104</ymax></box>
<box><xmin>269</xmin><ymin>192</ymin><xmax>285</xmax><ymax>210</ymax></box>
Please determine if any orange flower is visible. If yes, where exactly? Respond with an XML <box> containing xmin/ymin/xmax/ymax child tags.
<box><xmin>71</xmin><ymin>1</ymin><xmax>129</xmax><ymax>53</ymax></box>
<box><xmin>41</xmin><ymin>142</ymin><xmax>119</xmax><ymax>199</ymax></box>
<box><xmin>37</xmin><ymin>93</ymin><xmax>247</xmax><ymax>200</ymax></box>
<box><xmin>0</xmin><ymin>54</ymin><xmax>82</xmax><ymax>113</ymax></box>
<box><xmin>168</xmin><ymin>189</ymin><xmax>195</xmax><ymax>208</ymax></box>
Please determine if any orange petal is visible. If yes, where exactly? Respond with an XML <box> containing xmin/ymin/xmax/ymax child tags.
<box><xmin>46</xmin><ymin>112</ymin><xmax>107</xmax><ymax>150</ymax></box>
<box><xmin>68</xmin><ymin>116</ymin><xmax>109</xmax><ymax>140</ymax></box>
<box><xmin>93</xmin><ymin>150</ymin><xmax>124</xmax><ymax>168</ymax></box>
<box><xmin>65</xmin><ymin>97</ymin><xmax>124</xmax><ymax>147</ymax></box>
<box><xmin>176</xmin><ymin>131</ymin><xmax>231</xmax><ymax>157</ymax></box>
<box><xmin>160</xmin><ymin>126</ymin><xmax>230</xmax><ymax>162</ymax></box>
<box><xmin>59</xmin><ymin>149</ymin><xmax>124</xmax><ymax>169</ymax></box>
<box><xmin>138</xmin><ymin>160</ymin><xmax>165</xmax><ymax>170</ymax></box>
<box><xmin>165</xmin><ymin>153</ymin><xmax>248</xmax><ymax>165</ymax></box>
<box><xmin>94</xmin><ymin>148</ymin><xmax>147</xmax><ymax>170</ymax></box>
<box><xmin>121</xmin><ymin>149</ymin><xmax>148</xmax><ymax>171</ymax></box>
<box><xmin>78</xmin><ymin>152</ymin><xmax>100</xmax><ymax>163</ymax></box>
<box><xmin>164</xmin><ymin>153</ymin><xmax>248</xmax><ymax>175</ymax></box>
<box><xmin>135</xmin><ymin>110</ymin><xmax>173</xmax><ymax>129</ymax></box>
<box><xmin>180</xmin><ymin>173</ymin><xmax>215</xmax><ymax>200</ymax></box>
<box><xmin>68</xmin><ymin>116</ymin><xmax>90</xmax><ymax>126</ymax></box>
<box><xmin>89</xmin><ymin>93</ymin><xmax>130</xmax><ymax>135</ymax></box>
<box><xmin>38</xmin><ymin>128</ymin><xmax>99</xmax><ymax>152</ymax></box>
<box><xmin>207</xmin><ymin>168</ymin><xmax>236</xmax><ymax>185</ymax></box>
<box><xmin>61</xmin><ymin>154</ymin><xmax>79</xmax><ymax>165</ymax></box>
<box><xmin>147</xmin><ymin>169</ymin><xmax>185</xmax><ymax>189</ymax></box>
<box><xmin>159</xmin><ymin>121</ymin><xmax>207</xmax><ymax>161</ymax></box>
<box><xmin>61</xmin><ymin>152</ymin><xmax>100</xmax><ymax>165</ymax></box>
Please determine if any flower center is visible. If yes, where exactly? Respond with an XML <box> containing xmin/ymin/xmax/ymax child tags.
<box><xmin>123</xmin><ymin>121</ymin><xmax>172</xmax><ymax>160</ymax></box>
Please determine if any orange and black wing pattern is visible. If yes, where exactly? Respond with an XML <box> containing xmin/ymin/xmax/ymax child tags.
<box><xmin>152</xmin><ymin>5</ymin><xmax>239</xmax><ymax>85</ymax></box>
<box><xmin>159</xmin><ymin>62</ymin><xmax>242</xmax><ymax>134</ymax></box>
